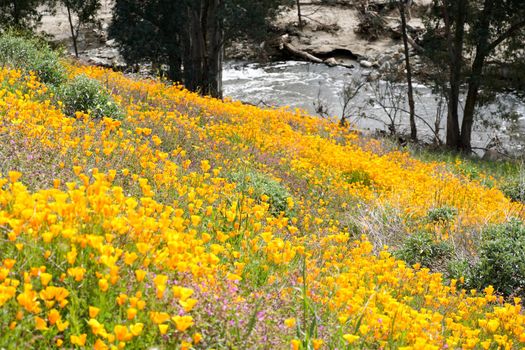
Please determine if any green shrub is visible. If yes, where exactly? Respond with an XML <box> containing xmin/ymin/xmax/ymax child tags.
<box><xmin>58</xmin><ymin>75</ymin><xmax>123</xmax><ymax>119</ymax></box>
<box><xmin>426</xmin><ymin>206</ymin><xmax>458</xmax><ymax>223</ymax></box>
<box><xmin>0</xmin><ymin>31</ymin><xmax>66</xmax><ymax>85</ymax></box>
<box><xmin>456</xmin><ymin>162</ymin><xmax>481</xmax><ymax>180</ymax></box>
<box><xmin>447</xmin><ymin>259</ymin><xmax>473</xmax><ymax>285</ymax></box>
<box><xmin>501</xmin><ymin>180</ymin><xmax>525</xmax><ymax>203</ymax></box>
<box><xmin>230</xmin><ymin>170</ymin><xmax>292</xmax><ymax>216</ymax></box>
<box><xmin>342</xmin><ymin>169</ymin><xmax>372</xmax><ymax>186</ymax></box>
<box><xmin>469</xmin><ymin>219</ymin><xmax>525</xmax><ymax>297</ymax></box>
<box><xmin>394</xmin><ymin>231</ymin><xmax>453</xmax><ymax>271</ymax></box>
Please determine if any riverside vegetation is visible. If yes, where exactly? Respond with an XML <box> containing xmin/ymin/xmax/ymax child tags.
<box><xmin>0</xmin><ymin>33</ymin><xmax>525</xmax><ymax>349</ymax></box>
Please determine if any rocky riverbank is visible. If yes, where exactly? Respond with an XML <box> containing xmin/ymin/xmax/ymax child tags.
<box><xmin>37</xmin><ymin>0</ymin><xmax>431</xmax><ymax>76</ymax></box>
<box><xmin>272</xmin><ymin>2</ymin><xmax>429</xmax><ymax>62</ymax></box>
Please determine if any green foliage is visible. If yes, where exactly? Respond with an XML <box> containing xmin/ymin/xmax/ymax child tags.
<box><xmin>409</xmin><ymin>147</ymin><xmax>522</xmax><ymax>188</ymax></box>
<box><xmin>426</xmin><ymin>206</ymin><xmax>458</xmax><ymax>223</ymax></box>
<box><xmin>60</xmin><ymin>0</ymin><xmax>101</xmax><ymax>56</ymax></box>
<box><xmin>0</xmin><ymin>31</ymin><xmax>66</xmax><ymax>85</ymax></box>
<box><xmin>394</xmin><ymin>232</ymin><xmax>453</xmax><ymax>270</ymax></box>
<box><xmin>108</xmin><ymin>0</ymin><xmax>291</xmax><ymax>87</ymax></box>
<box><xmin>456</xmin><ymin>162</ymin><xmax>481</xmax><ymax>180</ymax></box>
<box><xmin>449</xmin><ymin>220</ymin><xmax>525</xmax><ymax>297</ymax></box>
<box><xmin>501</xmin><ymin>179</ymin><xmax>525</xmax><ymax>203</ymax></box>
<box><xmin>62</xmin><ymin>0</ymin><xmax>100</xmax><ymax>24</ymax></box>
<box><xmin>447</xmin><ymin>259</ymin><xmax>472</xmax><ymax>284</ymax></box>
<box><xmin>223</xmin><ymin>0</ymin><xmax>293</xmax><ymax>42</ymax></box>
<box><xmin>57</xmin><ymin>75</ymin><xmax>122</xmax><ymax>119</ymax></box>
<box><xmin>470</xmin><ymin>219</ymin><xmax>525</xmax><ymax>297</ymax></box>
<box><xmin>342</xmin><ymin>169</ymin><xmax>372</xmax><ymax>186</ymax></box>
<box><xmin>230</xmin><ymin>170</ymin><xmax>292</xmax><ymax>216</ymax></box>
<box><xmin>0</xmin><ymin>0</ymin><xmax>54</xmax><ymax>30</ymax></box>
<box><xmin>108</xmin><ymin>0</ymin><xmax>179</xmax><ymax>66</ymax></box>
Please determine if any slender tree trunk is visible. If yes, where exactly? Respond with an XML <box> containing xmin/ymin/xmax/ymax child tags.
<box><xmin>399</xmin><ymin>2</ymin><xmax>417</xmax><ymax>141</ymax></box>
<box><xmin>65</xmin><ymin>3</ymin><xmax>79</xmax><ymax>57</ymax></box>
<box><xmin>296</xmin><ymin>0</ymin><xmax>303</xmax><ymax>30</ymax></box>
<box><xmin>442</xmin><ymin>0</ymin><xmax>466</xmax><ymax>150</ymax></box>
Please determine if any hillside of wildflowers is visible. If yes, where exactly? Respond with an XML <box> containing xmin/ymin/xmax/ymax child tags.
<box><xmin>0</xmin><ymin>57</ymin><xmax>524</xmax><ymax>350</ymax></box>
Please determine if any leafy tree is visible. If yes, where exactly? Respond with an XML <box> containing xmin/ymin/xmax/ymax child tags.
<box><xmin>0</xmin><ymin>0</ymin><xmax>54</xmax><ymax>29</ymax></box>
<box><xmin>423</xmin><ymin>0</ymin><xmax>525</xmax><ymax>152</ymax></box>
<box><xmin>109</xmin><ymin>0</ymin><xmax>290</xmax><ymax>98</ymax></box>
<box><xmin>109</xmin><ymin>0</ymin><xmax>189</xmax><ymax>87</ymax></box>
<box><xmin>60</xmin><ymin>0</ymin><xmax>101</xmax><ymax>57</ymax></box>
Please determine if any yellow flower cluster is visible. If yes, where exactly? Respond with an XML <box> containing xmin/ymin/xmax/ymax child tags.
<box><xmin>0</xmin><ymin>63</ymin><xmax>522</xmax><ymax>349</ymax></box>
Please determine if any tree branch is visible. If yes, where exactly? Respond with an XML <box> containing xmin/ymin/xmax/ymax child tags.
<box><xmin>487</xmin><ymin>19</ymin><xmax>525</xmax><ymax>53</ymax></box>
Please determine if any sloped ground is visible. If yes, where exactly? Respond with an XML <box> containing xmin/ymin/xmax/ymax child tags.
<box><xmin>0</xmin><ymin>61</ymin><xmax>523</xmax><ymax>349</ymax></box>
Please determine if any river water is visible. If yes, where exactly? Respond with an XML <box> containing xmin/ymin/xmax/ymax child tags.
<box><xmin>223</xmin><ymin>60</ymin><xmax>525</xmax><ymax>153</ymax></box>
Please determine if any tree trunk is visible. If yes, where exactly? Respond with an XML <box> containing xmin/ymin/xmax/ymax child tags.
<box><xmin>182</xmin><ymin>25</ymin><xmax>196</xmax><ymax>91</ymax></box>
<box><xmin>13</xmin><ymin>0</ymin><xmax>20</xmax><ymax>26</ymax></box>
<box><xmin>167</xmin><ymin>54</ymin><xmax>183</xmax><ymax>83</ymax></box>
<box><xmin>296</xmin><ymin>0</ymin><xmax>303</xmax><ymax>30</ymax></box>
<box><xmin>204</xmin><ymin>0</ymin><xmax>223</xmax><ymax>98</ymax></box>
<box><xmin>460</xmin><ymin>56</ymin><xmax>484</xmax><ymax>152</ymax></box>
<box><xmin>187</xmin><ymin>3</ymin><xmax>206</xmax><ymax>93</ymax></box>
<box><xmin>460</xmin><ymin>0</ymin><xmax>493</xmax><ymax>152</ymax></box>
<box><xmin>443</xmin><ymin>0</ymin><xmax>466</xmax><ymax>150</ymax></box>
<box><xmin>280</xmin><ymin>37</ymin><xmax>324</xmax><ymax>63</ymax></box>
<box><xmin>66</xmin><ymin>3</ymin><xmax>79</xmax><ymax>57</ymax></box>
<box><xmin>399</xmin><ymin>2</ymin><xmax>417</xmax><ymax>141</ymax></box>
<box><xmin>177</xmin><ymin>0</ymin><xmax>226</xmax><ymax>98</ymax></box>
<box><xmin>180</xmin><ymin>0</ymin><xmax>224</xmax><ymax>98</ymax></box>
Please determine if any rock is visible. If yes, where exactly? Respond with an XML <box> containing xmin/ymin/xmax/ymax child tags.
<box><xmin>392</xmin><ymin>52</ymin><xmax>403</xmax><ymax>61</ymax></box>
<box><xmin>482</xmin><ymin>149</ymin><xmax>506</xmax><ymax>161</ymax></box>
<box><xmin>379</xmin><ymin>61</ymin><xmax>392</xmax><ymax>72</ymax></box>
<box><xmin>83</xmin><ymin>46</ymin><xmax>126</xmax><ymax>69</ymax></box>
<box><xmin>299</xmin><ymin>36</ymin><xmax>312</xmax><ymax>45</ymax></box>
<box><xmin>324</xmin><ymin>57</ymin><xmax>338</xmax><ymax>67</ymax></box>
<box><xmin>397</xmin><ymin>61</ymin><xmax>407</xmax><ymax>75</ymax></box>
<box><xmin>360</xmin><ymin>60</ymin><xmax>373</xmax><ymax>68</ymax></box>
<box><xmin>367</xmin><ymin>71</ymin><xmax>381</xmax><ymax>82</ymax></box>
<box><xmin>308</xmin><ymin>46</ymin><xmax>356</xmax><ymax>59</ymax></box>
<box><xmin>377</xmin><ymin>54</ymin><xmax>392</xmax><ymax>65</ymax></box>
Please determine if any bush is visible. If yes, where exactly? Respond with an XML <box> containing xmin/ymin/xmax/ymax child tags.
<box><xmin>355</xmin><ymin>10</ymin><xmax>387</xmax><ymax>41</ymax></box>
<box><xmin>394</xmin><ymin>231</ymin><xmax>453</xmax><ymax>271</ymax></box>
<box><xmin>0</xmin><ymin>31</ymin><xmax>66</xmax><ymax>86</ymax></box>
<box><xmin>58</xmin><ymin>75</ymin><xmax>123</xmax><ymax>119</ymax></box>
<box><xmin>501</xmin><ymin>180</ymin><xmax>525</xmax><ymax>203</ymax></box>
<box><xmin>470</xmin><ymin>219</ymin><xmax>525</xmax><ymax>297</ymax></box>
<box><xmin>426</xmin><ymin>206</ymin><xmax>458</xmax><ymax>223</ymax></box>
<box><xmin>447</xmin><ymin>259</ymin><xmax>473</xmax><ymax>285</ymax></box>
<box><xmin>230</xmin><ymin>170</ymin><xmax>292</xmax><ymax>216</ymax></box>
<box><xmin>342</xmin><ymin>169</ymin><xmax>372</xmax><ymax>186</ymax></box>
